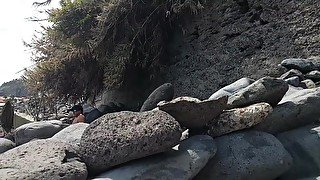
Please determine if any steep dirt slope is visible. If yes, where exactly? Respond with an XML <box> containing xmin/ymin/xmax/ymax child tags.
<box><xmin>164</xmin><ymin>0</ymin><xmax>320</xmax><ymax>99</ymax></box>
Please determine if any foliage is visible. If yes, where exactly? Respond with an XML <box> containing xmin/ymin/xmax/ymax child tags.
<box><xmin>25</xmin><ymin>0</ymin><xmax>203</xmax><ymax>101</ymax></box>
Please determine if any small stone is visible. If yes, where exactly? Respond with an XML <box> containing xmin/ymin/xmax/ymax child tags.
<box><xmin>285</xmin><ymin>76</ymin><xmax>300</xmax><ymax>87</ymax></box>
<box><xmin>280</xmin><ymin>69</ymin><xmax>304</xmax><ymax>81</ymax></box>
<box><xmin>180</xmin><ymin>129</ymin><xmax>189</xmax><ymax>141</ymax></box>
<box><xmin>305</xmin><ymin>70</ymin><xmax>320</xmax><ymax>81</ymax></box>
<box><xmin>300</xmin><ymin>79</ymin><xmax>316</xmax><ymax>89</ymax></box>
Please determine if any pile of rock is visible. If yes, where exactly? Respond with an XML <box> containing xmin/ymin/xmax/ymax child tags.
<box><xmin>0</xmin><ymin>58</ymin><xmax>320</xmax><ymax>179</ymax></box>
<box><xmin>280</xmin><ymin>58</ymin><xmax>320</xmax><ymax>88</ymax></box>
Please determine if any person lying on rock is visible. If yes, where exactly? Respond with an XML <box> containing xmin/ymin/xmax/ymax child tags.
<box><xmin>68</xmin><ymin>104</ymin><xmax>86</xmax><ymax>124</ymax></box>
<box><xmin>68</xmin><ymin>102</ymin><xmax>126</xmax><ymax>124</ymax></box>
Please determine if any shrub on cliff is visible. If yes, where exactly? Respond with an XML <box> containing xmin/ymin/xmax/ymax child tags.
<box><xmin>25</xmin><ymin>0</ymin><xmax>203</xmax><ymax>101</ymax></box>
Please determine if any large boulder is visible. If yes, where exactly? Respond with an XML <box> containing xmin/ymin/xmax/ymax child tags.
<box><xmin>228</xmin><ymin>77</ymin><xmax>288</xmax><ymax>108</ymax></box>
<box><xmin>277</xmin><ymin>124</ymin><xmax>320</xmax><ymax>179</ymax></box>
<box><xmin>14</xmin><ymin>120</ymin><xmax>64</xmax><ymax>145</ymax></box>
<box><xmin>51</xmin><ymin>123</ymin><xmax>89</xmax><ymax>148</ymax></box>
<box><xmin>195</xmin><ymin>131</ymin><xmax>292</xmax><ymax>180</ymax></box>
<box><xmin>0</xmin><ymin>138</ymin><xmax>14</xmax><ymax>154</ymax></box>
<box><xmin>79</xmin><ymin>110</ymin><xmax>182</xmax><ymax>174</ymax></box>
<box><xmin>254</xmin><ymin>88</ymin><xmax>320</xmax><ymax>134</ymax></box>
<box><xmin>158</xmin><ymin>96</ymin><xmax>227</xmax><ymax>129</ymax></box>
<box><xmin>93</xmin><ymin>135</ymin><xmax>217</xmax><ymax>180</ymax></box>
<box><xmin>0</xmin><ymin>139</ymin><xmax>87</xmax><ymax>179</ymax></box>
<box><xmin>281</xmin><ymin>58</ymin><xmax>318</xmax><ymax>73</ymax></box>
<box><xmin>208</xmin><ymin>77</ymin><xmax>255</xmax><ymax>100</ymax></box>
<box><xmin>208</xmin><ymin>103</ymin><xmax>272</xmax><ymax>137</ymax></box>
<box><xmin>140</xmin><ymin>83</ymin><xmax>174</xmax><ymax>112</ymax></box>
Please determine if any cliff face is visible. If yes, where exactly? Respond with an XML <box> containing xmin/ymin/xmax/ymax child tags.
<box><xmin>164</xmin><ymin>0</ymin><xmax>320</xmax><ymax>99</ymax></box>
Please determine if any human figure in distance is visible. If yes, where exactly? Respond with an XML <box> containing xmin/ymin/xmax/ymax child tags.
<box><xmin>68</xmin><ymin>104</ymin><xmax>85</xmax><ymax>124</ymax></box>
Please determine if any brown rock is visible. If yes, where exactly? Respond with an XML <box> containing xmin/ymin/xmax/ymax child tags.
<box><xmin>158</xmin><ymin>96</ymin><xmax>227</xmax><ymax>129</ymax></box>
<box><xmin>209</xmin><ymin>103</ymin><xmax>273</xmax><ymax>137</ymax></box>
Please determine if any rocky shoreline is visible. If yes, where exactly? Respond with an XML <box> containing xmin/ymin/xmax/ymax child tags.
<box><xmin>0</xmin><ymin>58</ymin><xmax>320</xmax><ymax>179</ymax></box>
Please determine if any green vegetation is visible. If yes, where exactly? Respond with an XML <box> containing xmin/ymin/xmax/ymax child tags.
<box><xmin>25</xmin><ymin>0</ymin><xmax>203</xmax><ymax>101</ymax></box>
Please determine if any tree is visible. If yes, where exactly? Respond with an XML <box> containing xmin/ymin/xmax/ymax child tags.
<box><xmin>25</xmin><ymin>0</ymin><xmax>203</xmax><ymax>102</ymax></box>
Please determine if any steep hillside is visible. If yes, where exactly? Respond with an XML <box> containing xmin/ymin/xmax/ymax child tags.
<box><xmin>164</xmin><ymin>0</ymin><xmax>320</xmax><ymax>99</ymax></box>
<box><xmin>0</xmin><ymin>79</ymin><xmax>28</xmax><ymax>97</ymax></box>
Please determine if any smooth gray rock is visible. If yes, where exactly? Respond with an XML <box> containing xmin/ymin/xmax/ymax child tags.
<box><xmin>285</xmin><ymin>76</ymin><xmax>301</xmax><ymax>87</ymax></box>
<box><xmin>305</xmin><ymin>70</ymin><xmax>320</xmax><ymax>80</ymax></box>
<box><xmin>208</xmin><ymin>103</ymin><xmax>272</xmax><ymax>137</ymax></box>
<box><xmin>208</xmin><ymin>77</ymin><xmax>255</xmax><ymax>100</ymax></box>
<box><xmin>140</xmin><ymin>83</ymin><xmax>174</xmax><ymax>112</ymax></box>
<box><xmin>14</xmin><ymin>120</ymin><xmax>64</xmax><ymax>145</ymax></box>
<box><xmin>228</xmin><ymin>77</ymin><xmax>288</xmax><ymax>108</ymax></box>
<box><xmin>195</xmin><ymin>131</ymin><xmax>292</xmax><ymax>180</ymax></box>
<box><xmin>93</xmin><ymin>135</ymin><xmax>217</xmax><ymax>180</ymax></box>
<box><xmin>281</xmin><ymin>58</ymin><xmax>318</xmax><ymax>73</ymax></box>
<box><xmin>80</xmin><ymin>110</ymin><xmax>182</xmax><ymax>174</ymax></box>
<box><xmin>277</xmin><ymin>124</ymin><xmax>320</xmax><ymax>180</ymax></box>
<box><xmin>0</xmin><ymin>139</ymin><xmax>87</xmax><ymax>179</ymax></box>
<box><xmin>85</xmin><ymin>108</ymin><xmax>103</xmax><ymax>123</ymax></box>
<box><xmin>280</xmin><ymin>69</ymin><xmax>304</xmax><ymax>81</ymax></box>
<box><xmin>0</xmin><ymin>138</ymin><xmax>14</xmax><ymax>154</ymax></box>
<box><xmin>281</xmin><ymin>85</ymin><xmax>304</xmax><ymax>101</ymax></box>
<box><xmin>97</xmin><ymin>102</ymin><xmax>125</xmax><ymax>115</ymax></box>
<box><xmin>254</xmin><ymin>88</ymin><xmax>320</xmax><ymax>134</ymax></box>
<box><xmin>300</xmin><ymin>79</ymin><xmax>316</xmax><ymax>89</ymax></box>
<box><xmin>158</xmin><ymin>96</ymin><xmax>227</xmax><ymax>129</ymax></box>
<box><xmin>51</xmin><ymin>123</ymin><xmax>89</xmax><ymax>148</ymax></box>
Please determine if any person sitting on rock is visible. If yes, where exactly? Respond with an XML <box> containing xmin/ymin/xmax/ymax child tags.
<box><xmin>68</xmin><ymin>104</ymin><xmax>86</xmax><ymax>124</ymax></box>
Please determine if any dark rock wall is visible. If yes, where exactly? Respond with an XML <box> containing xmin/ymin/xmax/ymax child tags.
<box><xmin>164</xmin><ymin>0</ymin><xmax>320</xmax><ymax>99</ymax></box>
